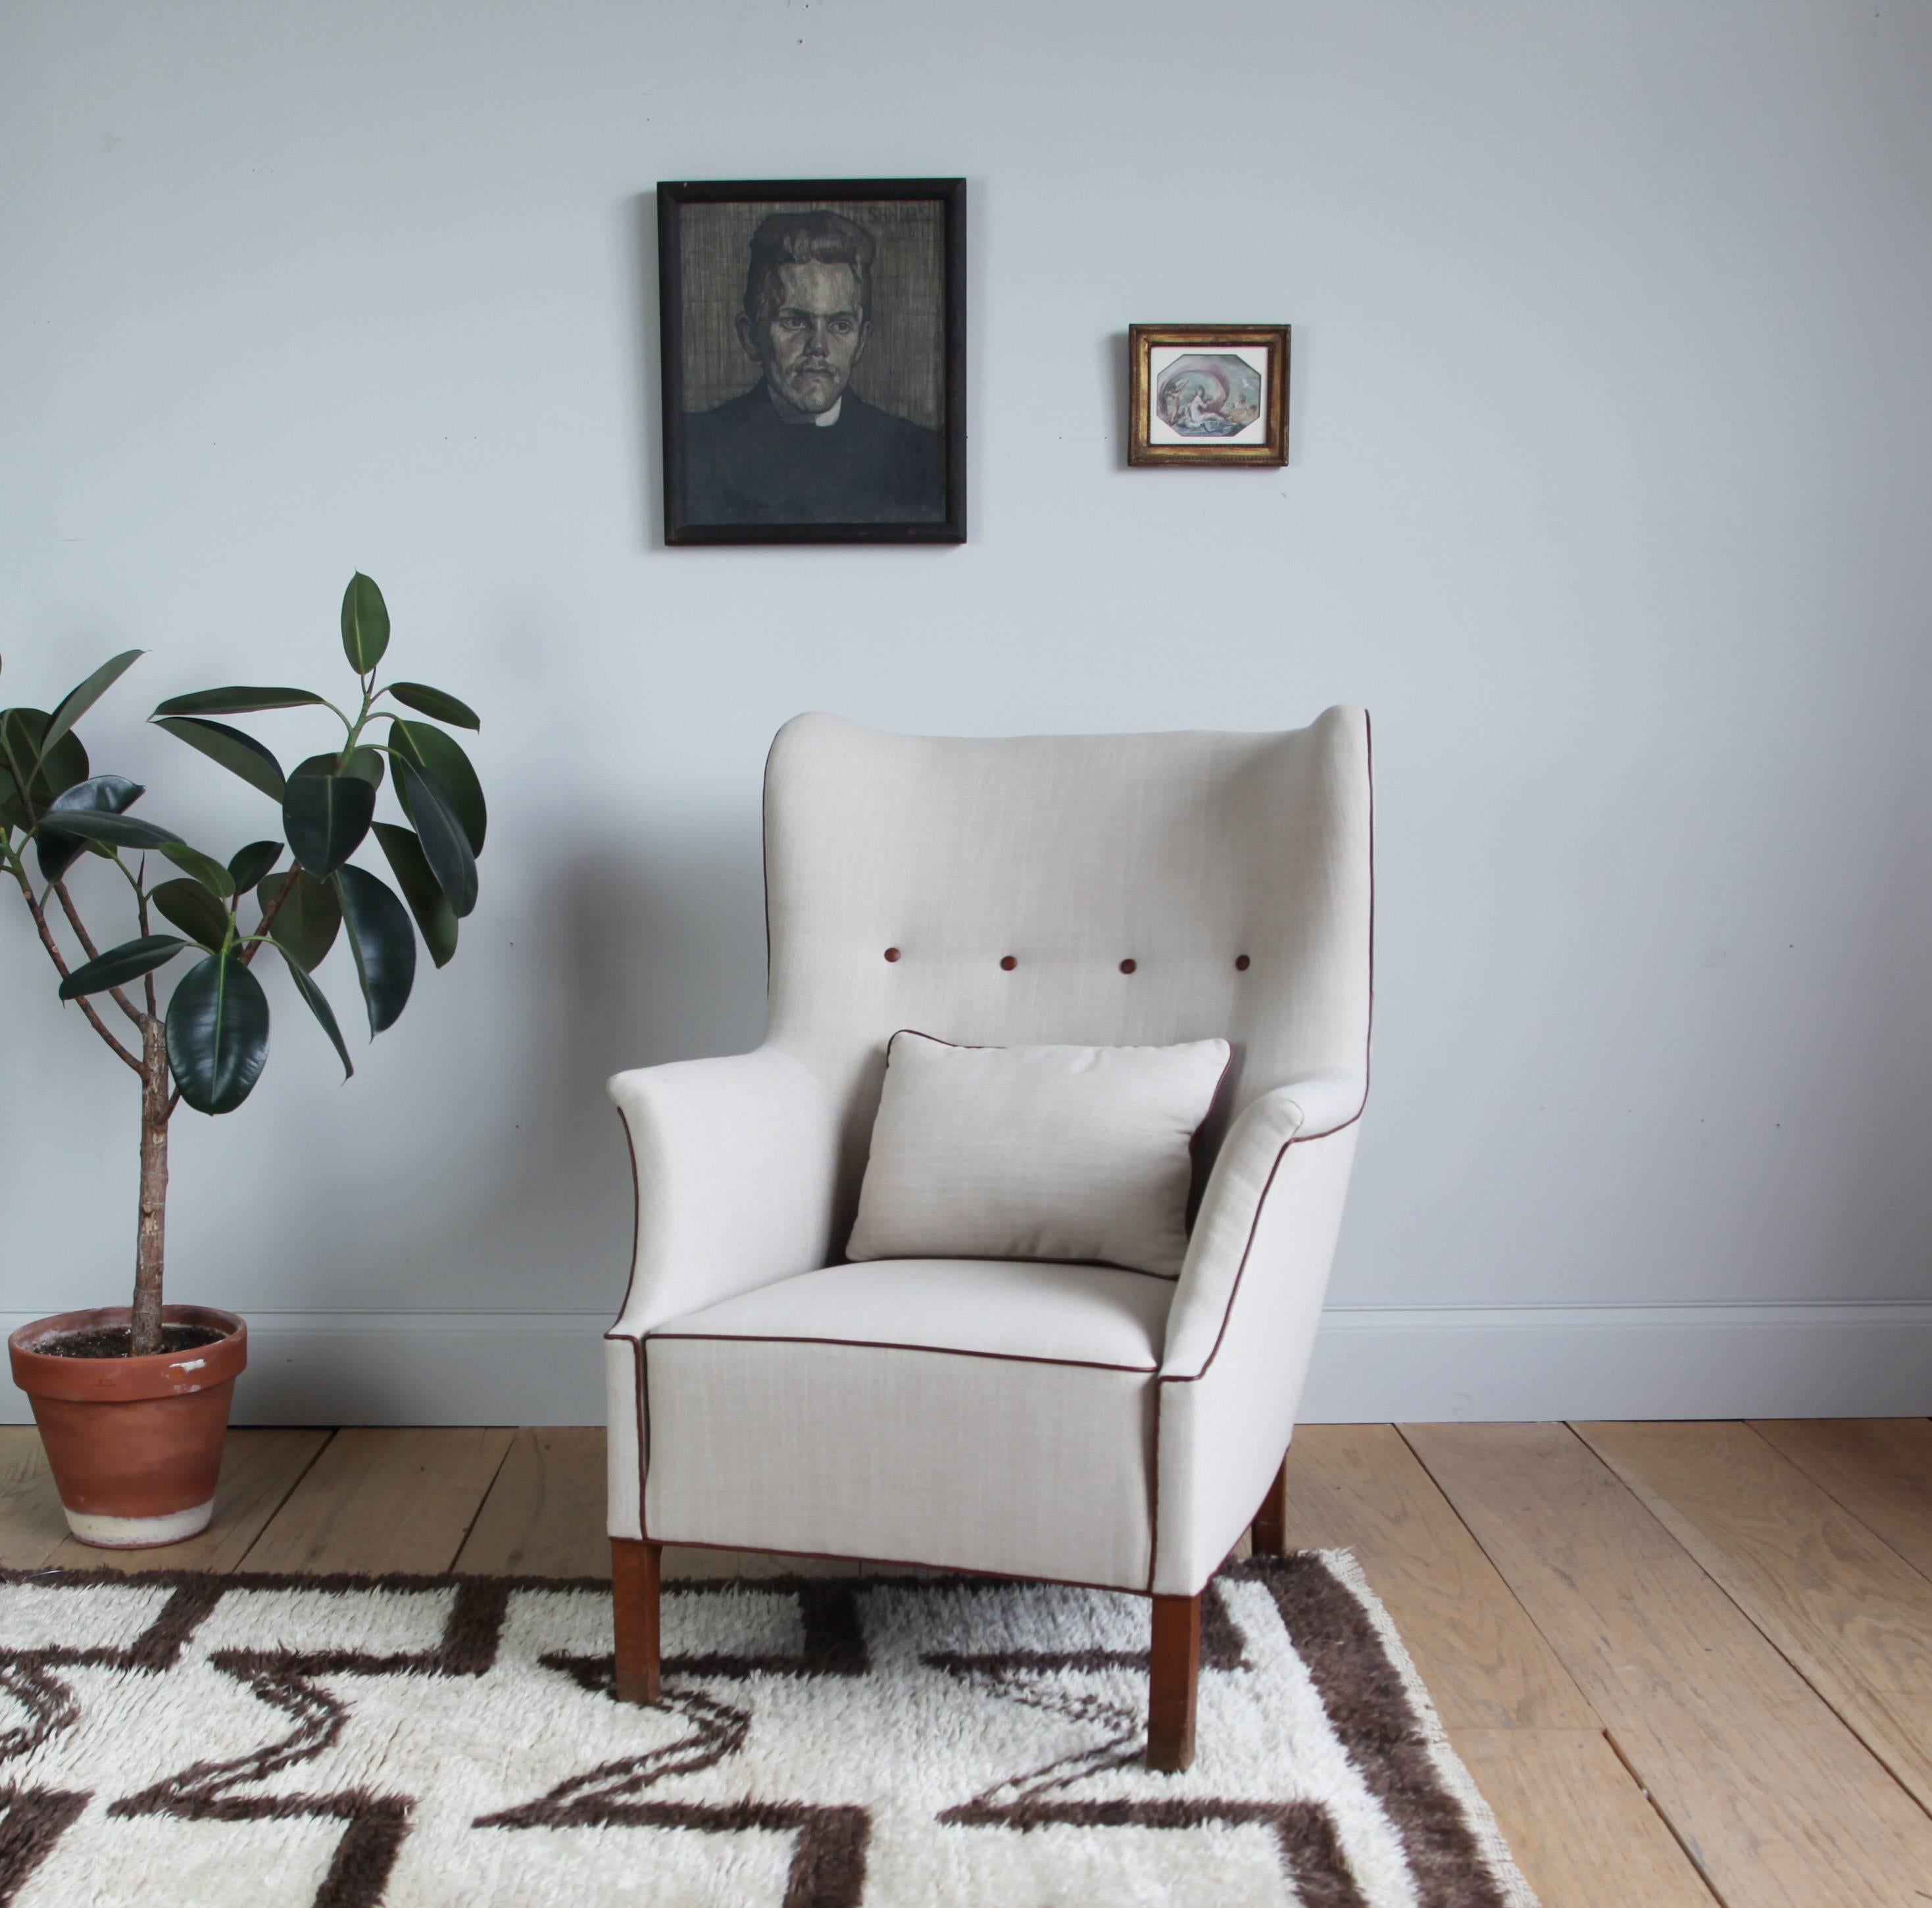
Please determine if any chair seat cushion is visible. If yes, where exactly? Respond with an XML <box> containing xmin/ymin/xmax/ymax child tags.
<box><xmin>642</xmin><ymin>1259</ymin><xmax>1172</xmax><ymax>1588</ymax></box>
<box><xmin>845</xmin><ymin>1030</ymin><xmax>1232</xmax><ymax>1277</ymax></box>
<box><xmin>651</xmin><ymin>1257</ymin><xmax>1172</xmax><ymax>1368</ymax></box>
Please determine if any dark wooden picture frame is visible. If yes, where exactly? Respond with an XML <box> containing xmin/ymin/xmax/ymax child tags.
<box><xmin>658</xmin><ymin>178</ymin><xmax>967</xmax><ymax>545</ymax></box>
<box><xmin>1127</xmin><ymin>324</ymin><xmax>1290</xmax><ymax>468</ymax></box>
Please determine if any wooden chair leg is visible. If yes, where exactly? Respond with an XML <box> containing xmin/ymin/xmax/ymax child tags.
<box><xmin>1147</xmin><ymin>1591</ymin><xmax>1201</xmax><ymax>1772</ymax></box>
<box><xmin>1251</xmin><ymin>1451</ymin><xmax>1289</xmax><ymax>1555</ymax></box>
<box><xmin>612</xmin><ymin>1536</ymin><xmax>662</xmax><ymax>1705</ymax></box>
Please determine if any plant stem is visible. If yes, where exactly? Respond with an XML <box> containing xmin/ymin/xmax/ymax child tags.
<box><xmin>240</xmin><ymin>868</ymin><xmax>295</xmax><ymax>968</ymax></box>
<box><xmin>132</xmin><ymin>1014</ymin><xmax>170</xmax><ymax>1357</ymax></box>
<box><xmin>341</xmin><ymin>682</ymin><xmax>376</xmax><ymax>756</ymax></box>
<box><xmin>53</xmin><ymin>879</ymin><xmax>145</xmax><ymax>1030</ymax></box>
<box><xmin>3</xmin><ymin>846</ymin><xmax>142</xmax><ymax>1074</ymax></box>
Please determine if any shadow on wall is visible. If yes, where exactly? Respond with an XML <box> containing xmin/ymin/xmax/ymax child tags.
<box><xmin>1104</xmin><ymin>331</ymin><xmax>1129</xmax><ymax>473</ymax></box>
<box><xmin>628</xmin><ymin>189</ymin><xmax>664</xmax><ymax>552</ymax></box>
<box><xmin>240</xmin><ymin>817</ymin><xmax>770</xmax><ymax>1422</ymax></box>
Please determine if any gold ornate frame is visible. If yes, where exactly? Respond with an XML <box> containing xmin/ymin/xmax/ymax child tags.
<box><xmin>1128</xmin><ymin>324</ymin><xmax>1291</xmax><ymax>467</ymax></box>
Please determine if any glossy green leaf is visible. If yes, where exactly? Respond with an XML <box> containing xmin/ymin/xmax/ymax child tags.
<box><xmin>41</xmin><ymin>650</ymin><xmax>142</xmax><ymax>756</ymax></box>
<box><xmin>291</xmin><ymin>747</ymin><xmax>384</xmax><ymax>790</ymax></box>
<box><xmin>151</xmin><ymin>686</ymin><xmax>328</xmax><ymax>718</ymax></box>
<box><xmin>372</xmin><ymin>822</ymin><xmax>458</xmax><ymax>968</ymax></box>
<box><xmin>1</xmin><ymin>707</ymin><xmax>89</xmax><ymax>824</ymax></box>
<box><xmin>388</xmin><ymin>719</ymin><xmax>485</xmax><ymax>853</ymax></box>
<box><xmin>227</xmin><ymin>840</ymin><xmax>283</xmax><ymax>891</ymax></box>
<box><xmin>43</xmin><ymin>772</ymin><xmax>142</xmax><ymax>813</ymax></box>
<box><xmin>385</xmin><ymin>682</ymin><xmax>479</xmax><ymax>730</ymax></box>
<box><xmin>159</xmin><ymin>840</ymin><xmax>235</xmax><ymax>898</ymax></box>
<box><xmin>166</xmin><ymin>949</ymin><xmax>270</xmax><ymax>1115</ymax></box>
<box><xmin>282</xmin><ymin>773</ymin><xmax>376</xmax><ymax>876</ymax></box>
<box><xmin>340</xmin><ymin>572</ymin><xmax>390</xmax><ymax>675</ymax></box>
<box><xmin>258</xmin><ymin>867</ymin><xmax>341</xmax><ymax>970</ymax></box>
<box><xmin>151</xmin><ymin>876</ymin><xmax>230</xmax><ymax>950</ymax></box>
<box><xmin>274</xmin><ymin>944</ymin><xmax>353</xmax><ymax>1080</ymax></box>
<box><xmin>58</xmin><ymin>934</ymin><xmax>188</xmax><ymax>1000</ymax></box>
<box><xmin>332</xmin><ymin>863</ymin><xmax>415</xmax><ymax>1034</ymax></box>
<box><xmin>152</xmin><ymin>716</ymin><xmax>285</xmax><ymax>801</ymax></box>
<box><xmin>393</xmin><ymin>758</ymin><xmax>477</xmax><ymax>918</ymax></box>
<box><xmin>32</xmin><ymin>808</ymin><xmax>180</xmax><ymax>851</ymax></box>
<box><xmin>36</xmin><ymin>774</ymin><xmax>143</xmax><ymax>886</ymax></box>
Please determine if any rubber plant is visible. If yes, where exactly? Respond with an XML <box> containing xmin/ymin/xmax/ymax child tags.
<box><xmin>3</xmin><ymin>573</ymin><xmax>484</xmax><ymax>1545</ymax></box>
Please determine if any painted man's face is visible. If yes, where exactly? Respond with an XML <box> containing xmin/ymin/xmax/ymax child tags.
<box><xmin>737</xmin><ymin>261</ymin><xmax>871</xmax><ymax>418</ymax></box>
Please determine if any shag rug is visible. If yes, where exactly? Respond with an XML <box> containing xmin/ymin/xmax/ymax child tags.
<box><xmin>0</xmin><ymin>1552</ymin><xmax>1535</xmax><ymax>1908</ymax></box>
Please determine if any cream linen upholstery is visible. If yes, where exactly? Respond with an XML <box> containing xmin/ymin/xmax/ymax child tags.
<box><xmin>645</xmin><ymin>1261</ymin><xmax>1168</xmax><ymax>1585</ymax></box>
<box><xmin>607</xmin><ymin>707</ymin><xmax>1372</xmax><ymax>1594</ymax></box>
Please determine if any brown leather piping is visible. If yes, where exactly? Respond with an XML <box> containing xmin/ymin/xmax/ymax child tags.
<box><xmin>1147</xmin><ymin>707</ymin><xmax>1377</xmax><ymax>1594</ymax></box>
<box><xmin>602</xmin><ymin>1105</ymin><xmax>651</xmax><ymax>1542</ymax></box>
<box><xmin>629</xmin><ymin>1531</ymin><xmax>1154</xmax><ymax>1600</ymax></box>
<box><xmin>645</xmin><ymin>1330</ymin><xmax>1157</xmax><ymax>1374</ymax></box>
<box><xmin>1145</xmin><ymin>1385</ymin><xmax>1161</xmax><ymax>1598</ymax></box>
<box><xmin>1160</xmin><ymin>1129</ymin><xmax>1345</xmax><ymax>1390</ymax></box>
<box><xmin>843</xmin><ymin>1246</ymin><xmax>1181</xmax><ymax>1283</ymax></box>
<box><xmin>637</xmin><ymin>1338</ymin><xmax>653</xmax><ymax>1542</ymax></box>
<box><xmin>603</xmin><ymin>1106</ymin><xmax>645</xmax><ymax>1337</ymax></box>
<box><xmin>760</xmin><ymin>720</ymin><xmax>785</xmax><ymax>990</ymax></box>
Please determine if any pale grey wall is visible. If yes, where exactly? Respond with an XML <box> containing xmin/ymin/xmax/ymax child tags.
<box><xmin>4</xmin><ymin>0</ymin><xmax>1929</xmax><ymax>1420</ymax></box>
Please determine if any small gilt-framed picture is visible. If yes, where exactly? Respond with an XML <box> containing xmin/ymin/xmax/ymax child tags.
<box><xmin>658</xmin><ymin>178</ymin><xmax>967</xmax><ymax>545</ymax></box>
<box><xmin>1127</xmin><ymin>324</ymin><xmax>1290</xmax><ymax>467</ymax></box>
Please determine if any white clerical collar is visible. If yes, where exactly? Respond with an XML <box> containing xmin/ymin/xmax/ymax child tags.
<box><xmin>813</xmin><ymin>399</ymin><xmax>843</xmax><ymax>428</ymax></box>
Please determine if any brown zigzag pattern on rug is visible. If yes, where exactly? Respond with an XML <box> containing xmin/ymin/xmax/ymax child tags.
<box><xmin>0</xmin><ymin>1784</ymin><xmax>89</xmax><ymax>1903</ymax></box>
<box><xmin>1264</xmin><ymin>1551</ymin><xmax>1510</xmax><ymax>1908</ymax></box>
<box><xmin>0</xmin><ymin>1555</ymin><xmax>1531</xmax><ymax>1908</ymax></box>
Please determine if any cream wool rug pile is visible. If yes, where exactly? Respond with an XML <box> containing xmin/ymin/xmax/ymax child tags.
<box><xmin>0</xmin><ymin>1553</ymin><xmax>1536</xmax><ymax>1908</ymax></box>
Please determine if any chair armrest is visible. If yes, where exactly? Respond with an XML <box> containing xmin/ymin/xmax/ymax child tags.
<box><xmin>1161</xmin><ymin>1072</ymin><xmax>1364</xmax><ymax>1379</ymax></box>
<box><xmin>1150</xmin><ymin>1076</ymin><xmax>1365</xmax><ymax>1595</ymax></box>
<box><xmin>605</xmin><ymin>1045</ymin><xmax>840</xmax><ymax>1342</ymax></box>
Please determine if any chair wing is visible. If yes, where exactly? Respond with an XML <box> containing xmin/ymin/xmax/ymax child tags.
<box><xmin>762</xmin><ymin>705</ymin><xmax>1373</xmax><ymax>1224</ymax></box>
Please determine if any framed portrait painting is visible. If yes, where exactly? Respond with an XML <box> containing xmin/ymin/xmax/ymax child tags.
<box><xmin>1127</xmin><ymin>324</ymin><xmax>1290</xmax><ymax>467</ymax></box>
<box><xmin>658</xmin><ymin>178</ymin><xmax>967</xmax><ymax>545</ymax></box>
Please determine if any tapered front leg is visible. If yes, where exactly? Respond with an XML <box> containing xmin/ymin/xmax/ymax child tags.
<box><xmin>1147</xmin><ymin>1592</ymin><xmax>1201</xmax><ymax>1771</ymax></box>
<box><xmin>1251</xmin><ymin>1452</ymin><xmax>1289</xmax><ymax>1555</ymax></box>
<box><xmin>612</xmin><ymin>1537</ymin><xmax>662</xmax><ymax>1705</ymax></box>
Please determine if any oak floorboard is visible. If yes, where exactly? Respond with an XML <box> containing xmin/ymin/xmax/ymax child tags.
<box><xmin>1748</xmin><ymin>1418</ymin><xmax>1932</xmax><ymax>1582</ymax></box>
<box><xmin>1406</xmin><ymin>1421</ymin><xmax>1932</xmax><ymax>1908</ymax></box>
<box><xmin>241</xmin><ymin>1426</ymin><xmax>514</xmax><ymax>1575</ymax></box>
<box><xmin>45</xmin><ymin>1428</ymin><xmax>331</xmax><ymax>1575</ymax></box>
<box><xmin>1450</xmin><ymin>1728</ymin><xmax>1720</xmax><ymax>1908</ymax></box>
<box><xmin>455</xmin><ymin>1427</ymin><xmax>607</xmax><ymax>1577</ymax></box>
<box><xmin>1578</xmin><ymin>1418</ymin><xmax>1932</xmax><ymax>1815</ymax></box>
<box><xmin>1283</xmin><ymin>1424</ymin><xmax>1595</xmax><ymax>1730</ymax></box>
<box><xmin>0</xmin><ymin>1424</ymin><xmax>69</xmax><ymax>1569</ymax></box>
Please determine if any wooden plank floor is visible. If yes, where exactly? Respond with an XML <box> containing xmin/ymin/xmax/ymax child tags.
<box><xmin>5</xmin><ymin>1420</ymin><xmax>1929</xmax><ymax>1907</ymax></box>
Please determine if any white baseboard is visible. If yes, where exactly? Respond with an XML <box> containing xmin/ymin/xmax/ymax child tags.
<box><xmin>1295</xmin><ymin>1301</ymin><xmax>1932</xmax><ymax>1421</ymax></box>
<box><xmin>3</xmin><ymin>1301</ymin><xmax>1928</xmax><ymax>1426</ymax></box>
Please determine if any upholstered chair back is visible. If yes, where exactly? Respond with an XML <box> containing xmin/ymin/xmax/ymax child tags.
<box><xmin>762</xmin><ymin>707</ymin><xmax>1374</xmax><ymax>1224</ymax></box>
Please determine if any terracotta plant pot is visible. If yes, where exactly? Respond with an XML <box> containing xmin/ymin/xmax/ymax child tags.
<box><xmin>8</xmin><ymin>1304</ymin><xmax>247</xmax><ymax>1548</ymax></box>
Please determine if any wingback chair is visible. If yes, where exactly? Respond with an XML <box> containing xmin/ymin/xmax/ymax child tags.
<box><xmin>604</xmin><ymin>706</ymin><xmax>1373</xmax><ymax>1770</ymax></box>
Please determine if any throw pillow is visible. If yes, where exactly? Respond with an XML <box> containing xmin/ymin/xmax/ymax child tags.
<box><xmin>845</xmin><ymin>1030</ymin><xmax>1231</xmax><ymax>1278</ymax></box>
